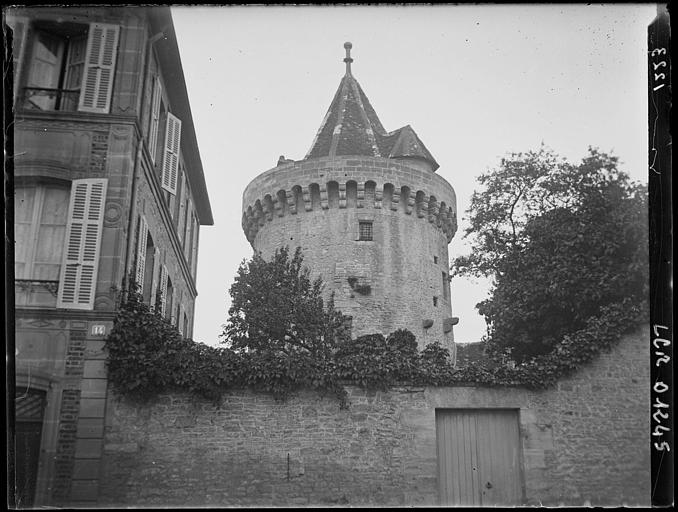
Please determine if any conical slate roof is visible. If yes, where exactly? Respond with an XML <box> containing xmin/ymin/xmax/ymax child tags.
<box><xmin>304</xmin><ymin>43</ymin><xmax>439</xmax><ymax>171</ymax></box>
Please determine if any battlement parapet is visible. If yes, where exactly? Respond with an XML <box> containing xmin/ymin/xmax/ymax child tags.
<box><xmin>242</xmin><ymin>156</ymin><xmax>457</xmax><ymax>244</ymax></box>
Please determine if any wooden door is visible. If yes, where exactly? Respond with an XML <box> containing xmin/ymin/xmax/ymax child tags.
<box><xmin>436</xmin><ymin>409</ymin><xmax>523</xmax><ymax>506</ymax></box>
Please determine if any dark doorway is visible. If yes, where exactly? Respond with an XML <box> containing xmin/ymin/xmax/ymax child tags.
<box><xmin>14</xmin><ymin>389</ymin><xmax>46</xmax><ymax>508</ymax></box>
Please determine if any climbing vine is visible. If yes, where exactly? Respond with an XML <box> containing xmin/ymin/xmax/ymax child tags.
<box><xmin>105</xmin><ymin>280</ymin><xmax>646</xmax><ymax>408</ymax></box>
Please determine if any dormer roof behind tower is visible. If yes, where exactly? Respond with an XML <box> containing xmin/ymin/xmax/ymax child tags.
<box><xmin>304</xmin><ymin>42</ymin><xmax>440</xmax><ymax>172</ymax></box>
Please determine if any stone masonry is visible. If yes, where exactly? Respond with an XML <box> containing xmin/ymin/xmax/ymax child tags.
<box><xmin>99</xmin><ymin>326</ymin><xmax>649</xmax><ymax>507</ymax></box>
<box><xmin>242</xmin><ymin>156</ymin><xmax>457</xmax><ymax>350</ymax></box>
<box><xmin>241</xmin><ymin>44</ymin><xmax>458</xmax><ymax>351</ymax></box>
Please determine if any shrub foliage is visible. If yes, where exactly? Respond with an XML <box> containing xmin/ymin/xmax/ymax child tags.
<box><xmin>105</xmin><ymin>244</ymin><xmax>645</xmax><ymax>407</ymax></box>
<box><xmin>452</xmin><ymin>147</ymin><xmax>648</xmax><ymax>362</ymax></box>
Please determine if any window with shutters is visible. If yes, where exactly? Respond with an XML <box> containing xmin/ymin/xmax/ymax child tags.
<box><xmin>146</xmin><ymin>59</ymin><xmax>182</xmax><ymax>198</ymax></box>
<box><xmin>18</xmin><ymin>21</ymin><xmax>119</xmax><ymax>113</ymax></box>
<box><xmin>161</xmin><ymin>112</ymin><xmax>182</xmax><ymax>195</ymax></box>
<box><xmin>16</xmin><ymin>180</ymin><xmax>107</xmax><ymax>310</ymax></box>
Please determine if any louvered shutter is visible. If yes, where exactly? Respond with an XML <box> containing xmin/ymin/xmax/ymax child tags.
<box><xmin>135</xmin><ymin>216</ymin><xmax>148</xmax><ymax>289</ymax></box>
<box><xmin>78</xmin><ymin>23</ymin><xmax>119</xmax><ymax>113</ymax></box>
<box><xmin>148</xmin><ymin>77</ymin><xmax>162</xmax><ymax>162</ymax></box>
<box><xmin>159</xmin><ymin>265</ymin><xmax>168</xmax><ymax>317</ymax></box>
<box><xmin>57</xmin><ymin>179</ymin><xmax>108</xmax><ymax>310</ymax></box>
<box><xmin>161</xmin><ymin>113</ymin><xmax>181</xmax><ymax>194</ymax></box>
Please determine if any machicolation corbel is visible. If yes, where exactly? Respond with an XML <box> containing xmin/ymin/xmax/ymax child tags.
<box><xmin>443</xmin><ymin>317</ymin><xmax>459</xmax><ymax>333</ymax></box>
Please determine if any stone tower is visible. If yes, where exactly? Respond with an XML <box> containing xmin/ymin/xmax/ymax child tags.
<box><xmin>242</xmin><ymin>43</ymin><xmax>458</xmax><ymax>351</ymax></box>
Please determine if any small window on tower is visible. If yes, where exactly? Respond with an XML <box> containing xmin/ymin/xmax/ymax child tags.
<box><xmin>434</xmin><ymin>256</ymin><xmax>438</xmax><ymax>264</ymax></box>
<box><xmin>433</xmin><ymin>296</ymin><xmax>438</xmax><ymax>307</ymax></box>
<box><xmin>358</xmin><ymin>221</ymin><xmax>373</xmax><ymax>241</ymax></box>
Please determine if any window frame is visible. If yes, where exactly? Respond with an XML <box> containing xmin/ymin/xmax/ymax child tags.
<box><xmin>14</xmin><ymin>182</ymin><xmax>70</xmax><ymax>282</ymax></box>
<box><xmin>19</xmin><ymin>21</ymin><xmax>119</xmax><ymax>113</ymax></box>
<box><xmin>358</xmin><ymin>220</ymin><xmax>373</xmax><ymax>241</ymax></box>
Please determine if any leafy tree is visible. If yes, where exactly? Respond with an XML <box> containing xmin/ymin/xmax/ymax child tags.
<box><xmin>222</xmin><ymin>246</ymin><xmax>349</xmax><ymax>359</ymax></box>
<box><xmin>452</xmin><ymin>146</ymin><xmax>647</xmax><ymax>362</ymax></box>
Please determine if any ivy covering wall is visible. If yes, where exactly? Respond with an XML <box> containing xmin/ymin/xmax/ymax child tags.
<box><xmin>105</xmin><ymin>284</ymin><xmax>646</xmax><ymax>408</ymax></box>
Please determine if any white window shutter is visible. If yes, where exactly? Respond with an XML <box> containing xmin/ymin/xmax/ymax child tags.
<box><xmin>159</xmin><ymin>265</ymin><xmax>168</xmax><ymax>317</ymax></box>
<box><xmin>78</xmin><ymin>22</ymin><xmax>119</xmax><ymax>113</ymax></box>
<box><xmin>57</xmin><ymin>179</ymin><xmax>108</xmax><ymax>310</ymax></box>
<box><xmin>135</xmin><ymin>216</ymin><xmax>148</xmax><ymax>289</ymax></box>
<box><xmin>148</xmin><ymin>77</ymin><xmax>162</xmax><ymax>162</ymax></box>
<box><xmin>161</xmin><ymin>112</ymin><xmax>181</xmax><ymax>194</ymax></box>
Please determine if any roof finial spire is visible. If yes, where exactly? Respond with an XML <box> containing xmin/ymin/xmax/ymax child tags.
<box><xmin>343</xmin><ymin>41</ymin><xmax>353</xmax><ymax>75</ymax></box>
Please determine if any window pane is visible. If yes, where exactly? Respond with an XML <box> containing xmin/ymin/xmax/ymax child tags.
<box><xmin>359</xmin><ymin>221</ymin><xmax>373</xmax><ymax>241</ymax></box>
<box><xmin>40</xmin><ymin>187</ymin><xmax>69</xmax><ymax>224</ymax></box>
<box><xmin>15</xmin><ymin>187</ymin><xmax>36</xmax><ymax>222</ymax></box>
<box><xmin>14</xmin><ymin>187</ymin><xmax>36</xmax><ymax>279</ymax></box>
<box><xmin>15</xmin><ymin>185</ymin><xmax>69</xmax><ymax>281</ymax></box>
<box><xmin>27</xmin><ymin>32</ymin><xmax>64</xmax><ymax>110</ymax></box>
<box><xmin>14</xmin><ymin>223</ymin><xmax>32</xmax><ymax>278</ymax></box>
<box><xmin>34</xmin><ymin>224</ymin><xmax>66</xmax><ymax>280</ymax></box>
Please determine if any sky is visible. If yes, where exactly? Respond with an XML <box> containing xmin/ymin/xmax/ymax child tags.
<box><xmin>171</xmin><ymin>4</ymin><xmax>656</xmax><ymax>347</ymax></box>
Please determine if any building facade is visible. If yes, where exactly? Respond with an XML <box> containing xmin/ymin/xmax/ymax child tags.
<box><xmin>7</xmin><ymin>6</ymin><xmax>212</xmax><ymax>507</ymax></box>
<box><xmin>242</xmin><ymin>43</ymin><xmax>458</xmax><ymax>352</ymax></box>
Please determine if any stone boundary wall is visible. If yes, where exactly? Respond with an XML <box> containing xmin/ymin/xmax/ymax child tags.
<box><xmin>99</xmin><ymin>326</ymin><xmax>649</xmax><ymax>507</ymax></box>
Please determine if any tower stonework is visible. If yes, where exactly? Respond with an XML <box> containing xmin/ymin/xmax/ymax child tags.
<box><xmin>242</xmin><ymin>44</ymin><xmax>458</xmax><ymax>350</ymax></box>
